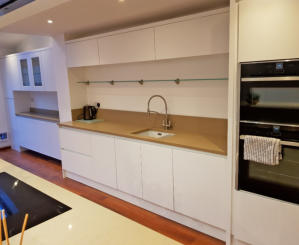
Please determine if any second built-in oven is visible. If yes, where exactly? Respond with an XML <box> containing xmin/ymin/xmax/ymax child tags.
<box><xmin>238</xmin><ymin>60</ymin><xmax>299</xmax><ymax>204</ymax></box>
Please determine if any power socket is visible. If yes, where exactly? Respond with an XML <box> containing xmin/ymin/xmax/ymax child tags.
<box><xmin>0</xmin><ymin>133</ymin><xmax>8</xmax><ymax>141</ymax></box>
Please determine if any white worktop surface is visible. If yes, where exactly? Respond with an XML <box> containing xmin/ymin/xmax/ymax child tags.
<box><xmin>0</xmin><ymin>159</ymin><xmax>180</xmax><ymax>245</ymax></box>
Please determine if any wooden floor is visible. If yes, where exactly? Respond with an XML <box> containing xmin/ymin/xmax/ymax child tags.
<box><xmin>0</xmin><ymin>148</ymin><xmax>224</xmax><ymax>245</ymax></box>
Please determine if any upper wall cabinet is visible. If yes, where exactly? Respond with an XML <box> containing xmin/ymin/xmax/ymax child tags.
<box><xmin>239</xmin><ymin>0</ymin><xmax>299</xmax><ymax>62</ymax></box>
<box><xmin>155</xmin><ymin>12</ymin><xmax>229</xmax><ymax>60</ymax></box>
<box><xmin>66</xmin><ymin>39</ymin><xmax>100</xmax><ymax>68</ymax></box>
<box><xmin>17</xmin><ymin>50</ymin><xmax>54</xmax><ymax>91</ymax></box>
<box><xmin>98</xmin><ymin>28</ymin><xmax>155</xmax><ymax>65</ymax></box>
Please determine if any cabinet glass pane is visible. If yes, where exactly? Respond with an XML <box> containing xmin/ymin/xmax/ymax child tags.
<box><xmin>31</xmin><ymin>57</ymin><xmax>42</xmax><ymax>86</ymax></box>
<box><xmin>20</xmin><ymin>59</ymin><xmax>30</xmax><ymax>86</ymax></box>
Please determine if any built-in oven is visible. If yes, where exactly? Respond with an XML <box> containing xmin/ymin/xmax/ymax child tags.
<box><xmin>238</xmin><ymin>59</ymin><xmax>299</xmax><ymax>204</ymax></box>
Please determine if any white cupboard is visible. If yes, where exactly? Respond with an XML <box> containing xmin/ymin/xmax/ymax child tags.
<box><xmin>115</xmin><ymin>138</ymin><xmax>142</xmax><ymax>198</ymax></box>
<box><xmin>155</xmin><ymin>12</ymin><xmax>229</xmax><ymax>60</ymax></box>
<box><xmin>91</xmin><ymin>133</ymin><xmax>117</xmax><ymax>188</ymax></box>
<box><xmin>141</xmin><ymin>143</ymin><xmax>174</xmax><ymax>210</ymax></box>
<box><xmin>17</xmin><ymin>116</ymin><xmax>61</xmax><ymax>159</ymax></box>
<box><xmin>59</xmin><ymin>127</ymin><xmax>228</xmax><ymax>237</ymax></box>
<box><xmin>60</xmin><ymin>127</ymin><xmax>92</xmax><ymax>155</ymax></box>
<box><xmin>17</xmin><ymin>50</ymin><xmax>49</xmax><ymax>91</ymax></box>
<box><xmin>173</xmin><ymin>149</ymin><xmax>227</xmax><ymax>229</ymax></box>
<box><xmin>98</xmin><ymin>28</ymin><xmax>155</xmax><ymax>65</ymax></box>
<box><xmin>66</xmin><ymin>39</ymin><xmax>100</xmax><ymax>68</ymax></box>
<box><xmin>238</xmin><ymin>0</ymin><xmax>299</xmax><ymax>62</ymax></box>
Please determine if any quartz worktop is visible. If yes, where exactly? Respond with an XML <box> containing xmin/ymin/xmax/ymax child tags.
<box><xmin>0</xmin><ymin>159</ymin><xmax>180</xmax><ymax>245</ymax></box>
<box><xmin>59</xmin><ymin>120</ymin><xmax>227</xmax><ymax>155</ymax></box>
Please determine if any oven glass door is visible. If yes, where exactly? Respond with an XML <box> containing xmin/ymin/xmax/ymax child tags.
<box><xmin>240</xmin><ymin>80</ymin><xmax>299</xmax><ymax>125</ymax></box>
<box><xmin>238</xmin><ymin>140</ymin><xmax>299</xmax><ymax>204</ymax></box>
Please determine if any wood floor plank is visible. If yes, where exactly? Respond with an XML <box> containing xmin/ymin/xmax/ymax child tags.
<box><xmin>0</xmin><ymin>148</ymin><xmax>224</xmax><ymax>245</ymax></box>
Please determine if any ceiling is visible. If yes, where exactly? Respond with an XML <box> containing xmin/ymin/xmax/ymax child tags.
<box><xmin>0</xmin><ymin>0</ymin><xmax>229</xmax><ymax>40</ymax></box>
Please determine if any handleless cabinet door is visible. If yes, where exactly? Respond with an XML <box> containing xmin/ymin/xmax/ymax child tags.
<box><xmin>115</xmin><ymin>138</ymin><xmax>142</xmax><ymax>198</ymax></box>
<box><xmin>141</xmin><ymin>143</ymin><xmax>173</xmax><ymax>210</ymax></box>
<box><xmin>66</xmin><ymin>39</ymin><xmax>100</xmax><ymax>67</ymax></box>
<box><xmin>239</xmin><ymin>0</ymin><xmax>299</xmax><ymax>62</ymax></box>
<box><xmin>155</xmin><ymin>12</ymin><xmax>229</xmax><ymax>60</ymax></box>
<box><xmin>173</xmin><ymin>149</ymin><xmax>227</xmax><ymax>229</ymax></box>
<box><xmin>91</xmin><ymin>133</ymin><xmax>117</xmax><ymax>188</ymax></box>
<box><xmin>98</xmin><ymin>28</ymin><xmax>155</xmax><ymax>65</ymax></box>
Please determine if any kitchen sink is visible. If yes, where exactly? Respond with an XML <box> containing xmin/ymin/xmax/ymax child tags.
<box><xmin>133</xmin><ymin>129</ymin><xmax>175</xmax><ymax>139</ymax></box>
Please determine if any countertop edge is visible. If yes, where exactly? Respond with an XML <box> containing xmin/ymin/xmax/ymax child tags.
<box><xmin>16</xmin><ymin>113</ymin><xmax>60</xmax><ymax>123</ymax></box>
<box><xmin>59</xmin><ymin>123</ymin><xmax>227</xmax><ymax>156</ymax></box>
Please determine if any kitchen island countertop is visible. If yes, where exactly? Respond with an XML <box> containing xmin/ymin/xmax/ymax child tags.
<box><xmin>0</xmin><ymin>159</ymin><xmax>181</xmax><ymax>245</ymax></box>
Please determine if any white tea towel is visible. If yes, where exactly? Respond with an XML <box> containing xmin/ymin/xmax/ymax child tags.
<box><xmin>244</xmin><ymin>135</ymin><xmax>281</xmax><ymax>165</ymax></box>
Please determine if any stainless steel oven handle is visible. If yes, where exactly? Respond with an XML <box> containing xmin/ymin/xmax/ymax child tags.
<box><xmin>241</xmin><ymin>76</ymin><xmax>299</xmax><ymax>82</ymax></box>
<box><xmin>240</xmin><ymin>135</ymin><xmax>299</xmax><ymax>148</ymax></box>
<box><xmin>240</xmin><ymin>120</ymin><xmax>299</xmax><ymax>128</ymax></box>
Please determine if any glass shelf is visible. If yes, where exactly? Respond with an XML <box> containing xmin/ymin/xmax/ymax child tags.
<box><xmin>77</xmin><ymin>78</ymin><xmax>228</xmax><ymax>85</ymax></box>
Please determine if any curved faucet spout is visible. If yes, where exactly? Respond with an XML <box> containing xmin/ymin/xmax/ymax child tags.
<box><xmin>147</xmin><ymin>95</ymin><xmax>171</xmax><ymax>130</ymax></box>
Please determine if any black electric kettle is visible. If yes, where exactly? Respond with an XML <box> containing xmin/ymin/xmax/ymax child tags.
<box><xmin>83</xmin><ymin>103</ymin><xmax>100</xmax><ymax>120</ymax></box>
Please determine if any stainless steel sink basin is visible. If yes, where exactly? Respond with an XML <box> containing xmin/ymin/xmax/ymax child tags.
<box><xmin>133</xmin><ymin>130</ymin><xmax>175</xmax><ymax>139</ymax></box>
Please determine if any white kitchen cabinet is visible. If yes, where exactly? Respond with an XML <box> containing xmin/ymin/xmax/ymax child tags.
<box><xmin>173</xmin><ymin>149</ymin><xmax>227</xmax><ymax>229</ymax></box>
<box><xmin>59</xmin><ymin>127</ymin><xmax>92</xmax><ymax>156</ymax></box>
<box><xmin>5</xmin><ymin>99</ymin><xmax>19</xmax><ymax>150</ymax></box>
<box><xmin>17</xmin><ymin>116</ymin><xmax>61</xmax><ymax>159</ymax></box>
<box><xmin>91</xmin><ymin>133</ymin><xmax>117</xmax><ymax>188</ymax></box>
<box><xmin>239</xmin><ymin>0</ymin><xmax>299</xmax><ymax>62</ymax></box>
<box><xmin>155</xmin><ymin>12</ymin><xmax>229</xmax><ymax>60</ymax></box>
<box><xmin>115</xmin><ymin>138</ymin><xmax>142</xmax><ymax>198</ymax></box>
<box><xmin>18</xmin><ymin>50</ymin><xmax>47</xmax><ymax>91</ymax></box>
<box><xmin>1</xmin><ymin>56</ymin><xmax>20</xmax><ymax>99</ymax></box>
<box><xmin>66</xmin><ymin>39</ymin><xmax>100</xmax><ymax>68</ymax></box>
<box><xmin>233</xmin><ymin>191</ymin><xmax>299</xmax><ymax>245</ymax></box>
<box><xmin>61</xmin><ymin>149</ymin><xmax>95</xmax><ymax>180</ymax></box>
<box><xmin>141</xmin><ymin>143</ymin><xmax>173</xmax><ymax>210</ymax></box>
<box><xmin>98</xmin><ymin>28</ymin><xmax>155</xmax><ymax>65</ymax></box>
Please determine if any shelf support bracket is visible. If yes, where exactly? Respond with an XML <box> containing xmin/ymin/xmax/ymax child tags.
<box><xmin>175</xmin><ymin>79</ymin><xmax>180</xmax><ymax>85</ymax></box>
<box><xmin>138</xmin><ymin>80</ymin><xmax>144</xmax><ymax>85</ymax></box>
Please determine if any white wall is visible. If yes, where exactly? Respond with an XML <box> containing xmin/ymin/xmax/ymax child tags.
<box><xmin>15</xmin><ymin>35</ymin><xmax>52</xmax><ymax>53</ymax></box>
<box><xmin>30</xmin><ymin>91</ymin><xmax>59</xmax><ymax>110</ymax></box>
<box><xmin>70</xmin><ymin>54</ymin><xmax>229</xmax><ymax>119</ymax></box>
<box><xmin>0</xmin><ymin>65</ymin><xmax>10</xmax><ymax>148</ymax></box>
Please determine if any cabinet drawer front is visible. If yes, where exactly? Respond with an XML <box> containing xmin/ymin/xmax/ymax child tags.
<box><xmin>141</xmin><ymin>143</ymin><xmax>174</xmax><ymax>210</ymax></box>
<box><xmin>173</xmin><ymin>149</ymin><xmax>227</xmax><ymax>229</ymax></box>
<box><xmin>61</xmin><ymin>149</ymin><xmax>95</xmax><ymax>180</ymax></box>
<box><xmin>59</xmin><ymin>128</ymin><xmax>91</xmax><ymax>155</ymax></box>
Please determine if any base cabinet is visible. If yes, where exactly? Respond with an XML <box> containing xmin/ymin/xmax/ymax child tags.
<box><xmin>141</xmin><ymin>143</ymin><xmax>173</xmax><ymax>210</ymax></box>
<box><xmin>173</xmin><ymin>149</ymin><xmax>227</xmax><ymax>229</ymax></box>
<box><xmin>115</xmin><ymin>138</ymin><xmax>142</xmax><ymax>198</ymax></box>
<box><xmin>17</xmin><ymin>116</ymin><xmax>61</xmax><ymax>159</ymax></box>
<box><xmin>60</xmin><ymin>127</ymin><xmax>228</xmax><ymax>237</ymax></box>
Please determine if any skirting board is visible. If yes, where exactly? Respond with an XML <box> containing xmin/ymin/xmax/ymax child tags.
<box><xmin>64</xmin><ymin>170</ymin><xmax>226</xmax><ymax>241</ymax></box>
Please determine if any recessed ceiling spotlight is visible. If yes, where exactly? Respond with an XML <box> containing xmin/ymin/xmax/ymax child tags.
<box><xmin>118</xmin><ymin>0</ymin><xmax>125</xmax><ymax>2</ymax></box>
<box><xmin>47</xmin><ymin>19</ymin><xmax>53</xmax><ymax>24</ymax></box>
